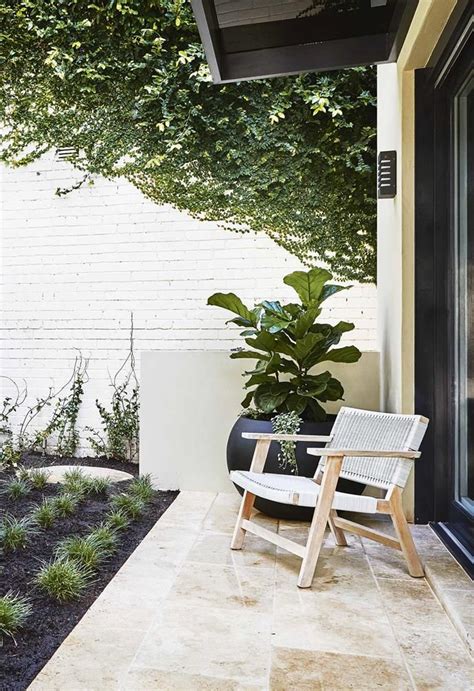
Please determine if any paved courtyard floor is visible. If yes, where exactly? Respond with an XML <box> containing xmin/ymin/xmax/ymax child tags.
<box><xmin>30</xmin><ymin>492</ymin><xmax>473</xmax><ymax>690</ymax></box>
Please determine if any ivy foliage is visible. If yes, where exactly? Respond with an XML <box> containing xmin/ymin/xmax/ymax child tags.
<box><xmin>0</xmin><ymin>0</ymin><xmax>376</xmax><ymax>280</ymax></box>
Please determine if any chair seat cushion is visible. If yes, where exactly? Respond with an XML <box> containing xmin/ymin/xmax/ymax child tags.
<box><xmin>230</xmin><ymin>471</ymin><xmax>378</xmax><ymax>513</ymax></box>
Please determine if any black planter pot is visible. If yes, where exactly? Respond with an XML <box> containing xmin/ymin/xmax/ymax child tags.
<box><xmin>227</xmin><ymin>415</ymin><xmax>364</xmax><ymax>521</ymax></box>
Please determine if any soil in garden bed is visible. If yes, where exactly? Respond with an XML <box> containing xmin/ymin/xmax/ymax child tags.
<box><xmin>21</xmin><ymin>450</ymin><xmax>140</xmax><ymax>478</ymax></box>
<box><xmin>0</xmin><ymin>457</ymin><xmax>177</xmax><ymax>691</ymax></box>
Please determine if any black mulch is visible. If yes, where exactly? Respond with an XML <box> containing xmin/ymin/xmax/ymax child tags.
<box><xmin>0</xmin><ymin>455</ymin><xmax>177</xmax><ymax>691</ymax></box>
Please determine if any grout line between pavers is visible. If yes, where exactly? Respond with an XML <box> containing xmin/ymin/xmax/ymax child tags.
<box><xmin>362</xmin><ymin>534</ymin><xmax>418</xmax><ymax>691</ymax></box>
<box><xmin>121</xmin><ymin>491</ymin><xmax>220</xmax><ymax>684</ymax></box>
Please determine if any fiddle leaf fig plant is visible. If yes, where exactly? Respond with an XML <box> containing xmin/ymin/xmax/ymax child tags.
<box><xmin>208</xmin><ymin>268</ymin><xmax>361</xmax><ymax>421</ymax></box>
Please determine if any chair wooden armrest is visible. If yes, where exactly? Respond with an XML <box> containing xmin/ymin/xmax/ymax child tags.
<box><xmin>307</xmin><ymin>448</ymin><xmax>421</xmax><ymax>459</ymax></box>
<box><xmin>242</xmin><ymin>433</ymin><xmax>333</xmax><ymax>442</ymax></box>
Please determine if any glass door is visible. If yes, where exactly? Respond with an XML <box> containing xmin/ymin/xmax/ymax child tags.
<box><xmin>455</xmin><ymin>73</ymin><xmax>474</xmax><ymax>522</ymax></box>
<box><xmin>414</xmin><ymin>5</ymin><xmax>474</xmax><ymax>575</ymax></box>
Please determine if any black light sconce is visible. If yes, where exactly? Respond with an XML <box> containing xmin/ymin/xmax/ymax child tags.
<box><xmin>378</xmin><ymin>150</ymin><xmax>397</xmax><ymax>198</ymax></box>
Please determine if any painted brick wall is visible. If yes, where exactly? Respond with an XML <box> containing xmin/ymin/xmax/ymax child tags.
<box><xmin>0</xmin><ymin>152</ymin><xmax>377</xmax><ymax>454</ymax></box>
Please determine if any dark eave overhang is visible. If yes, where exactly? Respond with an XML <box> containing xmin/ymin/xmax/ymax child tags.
<box><xmin>191</xmin><ymin>0</ymin><xmax>419</xmax><ymax>83</ymax></box>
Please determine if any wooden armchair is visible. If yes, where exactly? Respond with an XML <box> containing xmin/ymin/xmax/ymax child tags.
<box><xmin>230</xmin><ymin>407</ymin><xmax>429</xmax><ymax>588</ymax></box>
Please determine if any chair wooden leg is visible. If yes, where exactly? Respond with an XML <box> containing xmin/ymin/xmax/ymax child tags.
<box><xmin>298</xmin><ymin>456</ymin><xmax>343</xmax><ymax>588</ymax></box>
<box><xmin>231</xmin><ymin>491</ymin><xmax>256</xmax><ymax>550</ymax></box>
<box><xmin>231</xmin><ymin>438</ymin><xmax>271</xmax><ymax>550</ymax></box>
<box><xmin>389</xmin><ymin>487</ymin><xmax>424</xmax><ymax>577</ymax></box>
<box><xmin>328</xmin><ymin>509</ymin><xmax>348</xmax><ymax>546</ymax></box>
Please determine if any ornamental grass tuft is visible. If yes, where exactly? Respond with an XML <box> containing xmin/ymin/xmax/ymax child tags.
<box><xmin>62</xmin><ymin>469</ymin><xmax>110</xmax><ymax>497</ymax></box>
<box><xmin>0</xmin><ymin>591</ymin><xmax>32</xmax><ymax>644</ymax></box>
<box><xmin>87</xmin><ymin>524</ymin><xmax>119</xmax><ymax>555</ymax></box>
<box><xmin>52</xmin><ymin>493</ymin><xmax>79</xmax><ymax>517</ymax></box>
<box><xmin>129</xmin><ymin>474</ymin><xmax>154</xmax><ymax>504</ymax></box>
<box><xmin>0</xmin><ymin>515</ymin><xmax>38</xmax><ymax>551</ymax></box>
<box><xmin>1</xmin><ymin>477</ymin><xmax>31</xmax><ymax>500</ymax></box>
<box><xmin>34</xmin><ymin>558</ymin><xmax>91</xmax><ymax>602</ymax></box>
<box><xmin>105</xmin><ymin>509</ymin><xmax>130</xmax><ymax>532</ymax></box>
<box><xmin>56</xmin><ymin>534</ymin><xmax>108</xmax><ymax>571</ymax></box>
<box><xmin>87</xmin><ymin>476</ymin><xmax>111</xmax><ymax>496</ymax></box>
<box><xmin>28</xmin><ymin>468</ymin><xmax>51</xmax><ymax>490</ymax></box>
<box><xmin>110</xmin><ymin>493</ymin><xmax>145</xmax><ymax>519</ymax></box>
<box><xmin>62</xmin><ymin>469</ymin><xmax>89</xmax><ymax>497</ymax></box>
<box><xmin>31</xmin><ymin>498</ymin><xmax>58</xmax><ymax>529</ymax></box>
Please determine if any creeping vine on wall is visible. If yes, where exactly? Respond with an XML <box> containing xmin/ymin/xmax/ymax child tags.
<box><xmin>86</xmin><ymin>316</ymin><xmax>139</xmax><ymax>464</ymax></box>
<box><xmin>0</xmin><ymin>0</ymin><xmax>376</xmax><ymax>281</ymax></box>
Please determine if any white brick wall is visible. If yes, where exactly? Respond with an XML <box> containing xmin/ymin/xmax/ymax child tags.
<box><xmin>0</xmin><ymin>152</ymin><xmax>377</xmax><ymax>455</ymax></box>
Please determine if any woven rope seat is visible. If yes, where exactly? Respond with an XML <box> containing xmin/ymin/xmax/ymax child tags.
<box><xmin>230</xmin><ymin>470</ymin><xmax>377</xmax><ymax>513</ymax></box>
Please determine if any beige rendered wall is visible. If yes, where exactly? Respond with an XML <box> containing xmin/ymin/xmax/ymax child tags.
<box><xmin>377</xmin><ymin>0</ymin><xmax>458</xmax><ymax>518</ymax></box>
<box><xmin>140</xmin><ymin>351</ymin><xmax>379</xmax><ymax>492</ymax></box>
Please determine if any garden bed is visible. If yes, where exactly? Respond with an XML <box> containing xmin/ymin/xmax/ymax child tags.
<box><xmin>0</xmin><ymin>455</ymin><xmax>177</xmax><ymax>691</ymax></box>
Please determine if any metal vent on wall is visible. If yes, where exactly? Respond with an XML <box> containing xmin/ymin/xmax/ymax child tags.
<box><xmin>378</xmin><ymin>150</ymin><xmax>397</xmax><ymax>198</ymax></box>
<box><xmin>55</xmin><ymin>146</ymin><xmax>78</xmax><ymax>161</ymax></box>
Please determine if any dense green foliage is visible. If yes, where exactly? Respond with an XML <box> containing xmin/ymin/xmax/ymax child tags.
<box><xmin>208</xmin><ymin>268</ymin><xmax>361</xmax><ymax>421</ymax></box>
<box><xmin>0</xmin><ymin>0</ymin><xmax>376</xmax><ymax>280</ymax></box>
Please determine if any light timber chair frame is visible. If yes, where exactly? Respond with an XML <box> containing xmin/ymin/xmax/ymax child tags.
<box><xmin>230</xmin><ymin>407</ymin><xmax>429</xmax><ymax>588</ymax></box>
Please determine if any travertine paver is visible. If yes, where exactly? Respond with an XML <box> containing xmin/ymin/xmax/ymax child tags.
<box><xmin>29</xmin><ymin>492</ymin><xmax>473</xmax><ymax>690</ymax></box>
<box><xmin>33</xmin><ymin>465</ymin><xmax>133</xmax><ymax>484</ymax></box>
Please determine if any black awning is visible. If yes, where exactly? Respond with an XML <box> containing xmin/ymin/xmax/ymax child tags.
<box><xmin>191</xmin><ymin>0</ymin><xmax>418</xmax><ymax>83</ymax></box>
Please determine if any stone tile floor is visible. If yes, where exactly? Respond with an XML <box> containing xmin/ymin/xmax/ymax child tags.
<box><xmin>30</xmin><ymin>492</ymin><xmax>473</xmax><ymax>690</ymax></box>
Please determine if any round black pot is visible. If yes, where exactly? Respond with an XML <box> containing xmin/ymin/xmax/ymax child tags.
<box><xmin>227</xmin><ymin>415</ymin><xmax>364</xmax><ymax>521</ymax></box>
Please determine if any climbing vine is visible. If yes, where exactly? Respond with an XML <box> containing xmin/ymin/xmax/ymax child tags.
<box><xmin>86</xmin><ymin>317</ymin><xmax>139</xmax><ymax>463</ymax></box>
<box><xmin>35</xmin><ymin>355</ymin><xmax>88</xmax><ymax>457</ymax></box>
<box><xmin>0</xmin><ymin>0</ymin><xmax>376</xmax><ymax>280</ymax></box>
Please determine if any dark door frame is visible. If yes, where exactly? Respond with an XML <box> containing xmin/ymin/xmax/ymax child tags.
<box><xmin>414</xmin><ymin>2</ymin><xmax>473</xmax><ymax>574</ymax></box>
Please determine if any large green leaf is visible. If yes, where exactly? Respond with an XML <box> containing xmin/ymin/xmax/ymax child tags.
<box><xmin>292</xmin><ymin>304</ymin><xmax>321</xmax><ymax>339</ymax></box>
<box><xmin>283</xmin><ymin>268</ymin><xmax>332</xmax><ymax>306</ymax></box>
<box><xmin>265</xmin><ymin>353</ymin><xmax>282</xmax><ymax>374</ymax></box>
<box><xmin>319</xmin><ymin>345</ymin><xmax>361</xmax><ymax>364</ymax></box>
<box><xmin>245</xmin><ymin>331</ymin><xmax>278</xmax><ymax>354</ymax></box>
<box><xmin>278</xmin><ymin>358</ymin><xmax>300</xmax><ymax>376</ymax></box>
<box><xmin>207</xmin><ymin>293</ymin><xmax>255</xmax><ymax>325</ymax></box>
<box><xmin>260</xmin><ymin>301</ymin><xmax>293</xmax><ymax>333</ymax></box>
<box><xmin>246</xmin><ymin>331</ymin><xmax>295</xmax><ymax>358</ymax></box>
<box><xmin>333</xmin><ymin>321</ymin><xmax>355</xmax><ymax>334</ymax></box>
<box><xmin>229</xmin><ymin>350</ymin><xmax>267</xmax><ymax>360</ymax></box>
<box><xmin>244</xmin><ymin>373</ymin><xmax>275</xmax><ymax>388</ymax></box>
<box><xmin>241</xmin><ymin>390</ymin><xmax>254</xmax><ymax>408</ymax></box>
<box><xmin>292</xmin><ymin>332</ymin><xmax>324</xmax><ymax>363</ymax></box>
<box><xmin>285</xmin><ymin>394</ymin><xmax>308</xmax><ymax>415</ymax></box>
<box><xmin>254</xmin><ymin>382</ymin><xmax>292</xmax><ymax>413</ymax></box>
<box><xmin>319</xmin><ymin>284</ymin><xmax>348</xmax><ymax>303</ymax></box>
<box><xmin>297</xmin><ymin>371</ymin><xmax>332</xmax><ymax>397</ymax></box>
<box><xmin>318</xmin><ymin>377</ymin><xmax>344</xmax><ymax>402</ymax></box>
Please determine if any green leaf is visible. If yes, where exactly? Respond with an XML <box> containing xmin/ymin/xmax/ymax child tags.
<box><xmin>207</xmin><ymin>293</ymin><xmax>255</xmax><ymax>325</ymax></box>
<box><xmin>244</xmin><ymin>373</ymin><xmax>275</xmax><ymax>388</ymax></box>
<box><xmin>319</xmin><ymin>284</ymin><xmax>348</xmax><ymax>303</ymax></box>
<box><xmin>292</xmin><ymin>332</ymin><xmax>324</xmax><ymax>363</ymax></box>
<box><xmin>230</xmin><ymin>350</ymin><xmax>267</xmax><ymax>360</ymax></box>
<box><xmin>265</xmin><ymin>353</ymin><xmax>281</xmax><ymax>374</ymax></box>
<box><xmin>278</xmin><ymin>358</ymin><xmax>300</xmax><ymax>376</ymax></box>
<box><xmin>245</xmin><ymin>331</ymin><xmax>278</xmax><ymax>354</ymax></box>
<box><xmin>283</xmin><ymin>268</ymin><xmax>332</xmax><ymax>306</ymax></box>
<box><xmin>332</xmin><ymin>321</ymin><xmax>355</xmax><ymax>334</ymax></box>
<box><xmin>318</xmin><ymin>377</ymin><xmax>344</xmax><ymax>402</ymax></box>
<box><xmin>292</xmin><ymin>304</ymin><xmax>321</xmax><ymax>339</ymax></box>
<box><xmin>318</xmin><ymin>345</ymin><xmax>361</xmax><ymax>364</ymax></box>
<box><xmin>285</xmin><ymin>394</ymin><xmax>308</xmax><ymax>415</ymax></box>
<box><xmin>241</xmin><ymin>390</ymin><xmax>254</xmax><ymax>408</ymax></box>
<box><xmin>260</xmin><ymin>301</ymin><xmax>293</xmax><ymax>333</ymax></box>
<box><xmin>254</xmin><ymin>382</ymin><xmax>292</xmax><ymax>413</ymax></box>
